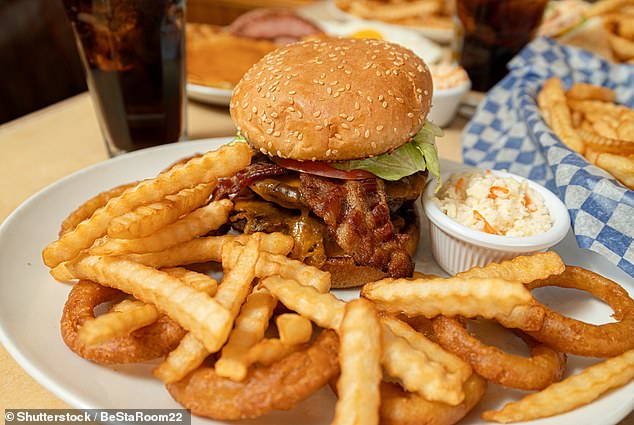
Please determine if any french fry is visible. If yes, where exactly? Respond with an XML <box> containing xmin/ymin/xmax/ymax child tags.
<box><xmin>42</xmin><ymin>142</ymin><xmax>251</xmax><ymax>267</ymax></box>
<box><xmin>214</xmin><ymin>289</ymin><xmax>278</xmax><ymax>381</ymax></box>
<box><xmin>456</xmin><ymin>251</ymin><xmax>565</xmax><ymax>283</ymax></box>
<box><xmin>539</xmin><ymin>78</ymin><xmax>585</xmax><ymax>154</ymax></box>
<box><xmin>361</xmin><ymin>277</ymin><xmax>535</xmax><ymax>327</ymax></box>
<box><xmin>261</xmin><ymin>276</ymin><xmax>345</xmax><ymax>330</ymax></box>
<box><xmin>246</xmin><ymin>338</ymin><xmax>303</xmax><ymax>366</ymax></box>
<box><xmin>276</xmin><ymin>313</ymin><xmax>313</xmax><ymax>345</ymax></box>
<box><xmin>381</xmin><ymin>315</ymin><xmax>472</xmax><ymax>384</ymax></box>
<box><xmin>482</xmin><ymin>349</ymin><xmax>634</xmax><ymax>423</ymax></box>
<box><xmin>609</xmin><ymin>32</ymin><xmax>634</xmax><ymax>61</ymax></box>
<box><xmin>332</xmin><ymin>299</ymin><xmax>382</xmax><ymax>425</ymax></box>
<box><xmin>154</xmin><ymin>237</ymin><xmax>260</xmax><ymax>383</ymax></box>
<box><xmin>91</xmin><ymin>200</ymin><xmax>233</xmax><ymax>255</ymax></box>
<box><xmin>107</xmin><ymin>182</ymin><xmax>216</xmax><ymax>239</ymax></box>
<box><xmin>161</xmin><ymin>267</ymin><xmax>218</xmax><ymax>296</ymax></box>
<box><xmin>61</xmin><ymin>255</ymin><xmax>232</xmax><ymax>353</ymax></box>
<box><xmin>153</xmin><ymin>333</ymin><xmax>210</xmax><ymax>384</ymax></box>
<box><xmin>77</xmin><ymin>302</ymin><xmax>160</xmax><ymax>345</ymax></box>
<box><xmin>596</xmin><ymin>153</ymin><xmax>634</xmax><ymax>189</ymax></box>
<box><xmin>110</xmin><ymin>298</ymin><xmax>146</xmax><ymax>313</ymax></box>
<box><xmin>59</xmin><ymin>182</ymin><xmax>137</xmax><ymax>237</ymax></box>
<box><xmin>381</xmin><ymin>320</ymin><xmax>465</xmax><ymax>405</ymax></box>
<box><xmin>566</xmin><ymin>83</ymin><xmax>616</xmax><ymax>102</ymax></box>
<box><xmin>123</xmin><ymin>232</ymin><xmax>292</xmax><ymax>268</ymax></box>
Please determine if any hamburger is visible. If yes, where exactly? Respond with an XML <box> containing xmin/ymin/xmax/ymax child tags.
<box><xmin>219</xmin><ymin>37</ymin><xmax>441</xmax><ymax>288</ymax></box>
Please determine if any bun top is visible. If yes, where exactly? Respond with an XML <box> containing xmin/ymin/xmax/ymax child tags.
<box><xmin>230</xmin><ymin>37</ymin><xmax>433</xmax><ymax>161</ymax></box>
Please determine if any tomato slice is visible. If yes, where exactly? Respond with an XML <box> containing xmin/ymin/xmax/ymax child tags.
<box><xmin>272</xmin><ymin>157</ymin><xmax>376</xmax><ymax>180</ymax></box>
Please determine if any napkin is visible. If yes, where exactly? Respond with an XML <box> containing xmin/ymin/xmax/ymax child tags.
<box><xmin>462</xmin><ymin>37</ymin><xmax>634</xmax><ymax>278</ymax></box>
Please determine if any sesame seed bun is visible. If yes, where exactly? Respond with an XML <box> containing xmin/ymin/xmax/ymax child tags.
<box><xmin>230</xmin><ymin>37</ymin><xmax>433</xmax><ymax>161</ymax></box>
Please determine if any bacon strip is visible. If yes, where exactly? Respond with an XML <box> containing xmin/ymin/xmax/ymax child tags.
<box><xmin>300</xmin><ymin>174</ymin><xmax>414</xmax><ymax>278</ymax></box>
<box><xmin>214</xmin><ymin>160</ymin><xmax>289</xmax><ymax>200</ymax></box>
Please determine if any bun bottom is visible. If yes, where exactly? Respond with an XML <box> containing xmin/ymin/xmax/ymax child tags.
<box><xmin>324</xmin><ymin>218</ymin><xmax>420</xmax><ymax>289</ymax></box>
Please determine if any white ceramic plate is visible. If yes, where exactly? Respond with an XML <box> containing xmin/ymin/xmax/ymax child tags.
<box><xmin>1</xmin><ymin>138</ymin><xmax>633</xmax><ymax>425</ymax></box>
<box><xmin>187</xmin><ymin>84</ymin><xmax>233</xmax><ymax>107</ymax></box>
<box><xmin>324</xmin><ymin>0</ymin><xmax>454</xmax><ymax>43</ymax></box>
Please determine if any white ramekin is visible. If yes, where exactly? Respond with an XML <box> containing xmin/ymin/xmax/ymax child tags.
<box><xmin>428</xmin><ymin>81</ymin><xmax>471</xmax><ymax>128</ymax></box>
<box><xmin>421</xmin><ymin>169</ymin><xmax>570</xmax><ymax>275</ymax></box>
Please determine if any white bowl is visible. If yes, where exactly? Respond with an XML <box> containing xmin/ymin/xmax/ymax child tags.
<box><xmin>428</xmin><ymin>81</ymin><xmax>471</xmax><ymax>128</ymax></box>
<box><xmin>421</xmin><ymin>169</ymin><xmax>570</xmax><ymax>275</ymax></box>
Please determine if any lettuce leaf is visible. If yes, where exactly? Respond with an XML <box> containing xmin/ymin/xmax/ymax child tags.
<box><xmin>330</xmin><ymin>121</ymin><xmax>442</xmax><ymax>183</ymax></box>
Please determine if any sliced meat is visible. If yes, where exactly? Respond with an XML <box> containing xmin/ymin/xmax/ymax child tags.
<box><xmin>226</xmin><ymin>9</ymin><xmax>322</xmax><ymax>44</ymax></box>
<box><xmin>300</xmin><ymin>174</ymin><xmax>414</xmax><ymax>278</ymax></box>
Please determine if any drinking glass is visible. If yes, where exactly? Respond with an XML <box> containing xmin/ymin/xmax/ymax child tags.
<box><xmin>62</xmin><ymin>0</ymin><xmax>186</xmax><ymax>156</ymax></box>
<box><xmin>455</xmin><ymin>0</ymin><xmax>548</xmax><ymax>92</ymax></box>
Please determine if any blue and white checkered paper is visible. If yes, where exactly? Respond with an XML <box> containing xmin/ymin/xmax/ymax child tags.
<box><xmin>463</xmin><ymin>37</ymin><xmax>634</xmax><ymax>277</ymax></box>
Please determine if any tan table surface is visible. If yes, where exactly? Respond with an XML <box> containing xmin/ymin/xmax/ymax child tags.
<box><xmin>0</xmin><ymin>92</ymin><xmax>465</xmax><ymax>410</ymax></box>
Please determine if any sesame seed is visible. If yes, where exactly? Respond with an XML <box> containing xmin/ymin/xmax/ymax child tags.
<box><xmin>407</xmin><ymin>112</ymin><xmax>414</xmax><ymax>118</ymax></box>
<box><xmin>327</xmin><ymin>87</ymin><xmax>332</xmax><ymax>95</ymax></box>
<box><xmin>376</xmin><ymin>125</ymin><xmax>384</xmax><ymax>131</ymax></box>
<box><xmin>371</xmin><ymin>142</ymin><xmax>377</xmax><ymax>148</ymax></box>
<box><xmin>354</xmin><ymin>102</ymin><xmax>360</xmax><ymax>110</ymax></box>
<box><xmin>271</xmin><ymin>112</ymin><xmax>279</xmax><ymax>118</ymax></box>
<box><xmin>289</xmin><ymin>90</ymin><xmax>296</xmax><ymax>95</ymax></box>
<box><xmin>266</xmin><ymin>128</ymin><xmax>273</xmax><ymax>135</ymax></box>
<box><xmin>333</xmin><ymin>92</ymin><xmax>340</xmax><ymax>98</ymax></box>
<box><xmin>393</xmin><ymin>127</ymin><xmax>398</xmax><ymax>133</ymax></box>
<box><xmin>364</xmin><ymin>130</ymin><xmax>370</xmax><ymax>138</ymax></box>
<box><xmin>288</xmin><ymin>107</ymin><xmax>295</xmax><ymax>112</ymax></box>
<box><xmin>326</xmin><ymin>149</ymin><xmax>332</xmax><ymax>157</ymax></box>
<box><xmin>315</xmin><ymin>125</ymin><xmax>322</xmax><ymax>131</ymax></box>
<box><xmin>273</xmin><ymin>131</ymin><xmax>281</xmax><ymax>137</ymax></box>
<box><xmin>297</xmin><ymin>111</ymin><xmax>303</xmax><ymax>118</ymax></box>
<box><xmin>346</xmin><ymin>116</ymin><xmax>354</xmax><ymax>121</ymax></box>
<box><xmin>252</xmin><ymin>106</ymin><xmax>257</xmax><ymax>113</ymax></box>
<box><xmin>378</xmin><ymin>95</ymin><xmax>384</xmax><ymax>101</ymax></box>
<box><xmin>313</xmin><ymin>111</ymin><xmax>321</xmax><ymax>118</ymax></box>
<box><xmin>382</xmin><ymin>102</ymin><xmax>388</xmax><ymax>108</ymax></box>
<box><xmin>396</xmin><ymin>97</ymin><xmax>404</xmax><ymax>104</ymax></box>
<box><xmin>339</xmin><ymin>113</ymin><xmax>347</xmax><ymax>119</ymax></box>
<box><xmin>341</xmin><ymin>123</ymin><xmax>350</xmax><ymax>129</ymax></box>
<box><xmin>267</xmin><ymin>141</ymin><xmax>273</xmax><ymax>147</ymax></box>
<box><xmin>334</xmin><ymin>133</ymin><xmax>342</xmax><ymax>140</ymax></box>
<box><xmin>330</xmin><ymin>80</ymin><xmax>338</xmax><ymax>86</ymax></box>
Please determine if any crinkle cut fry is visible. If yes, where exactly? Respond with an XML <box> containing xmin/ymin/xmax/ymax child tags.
<box><xmin>60</xmin><ymin>182</ymin><xmax>137</xmax><ymax>237</ymax></box>
<box><xmin>63</xmin><ymin>255</ymin><xmax>232</xmax><ymax>353</ymax></box>
<box><xmin>91</xmin><ymin>200</ymin><xmax>233</xmax><ymax>255</ymax></box>
<box><xmin>42</xmin><ymin>142</ymin><xmax>252</xmax><ymax>267</ymax></box>
<box><xmin>482</xmin><ymin>349</ymin><xmax>634</xmax><ymax>423</ymax></box>
<box><xmin>456</xmin><ymin>251</ymin><xmax>565</xmax><ymax>283</ymax></box>
<box><xmin>332</xmin><ymin>299</ymin><xmax>382</xmax><ymax>425</ymax></box>
<box><xmin>361</xmin><ymin>277</ymin><xmax>536</xmax><ymax>329</ymax></box>
<box><xmin>121</xmin><ymin>232</ymin><xmax>293</xmax><ymax>269</ymax></box>
<box><xmin>107</xmin><ymin>182</ymin><xmax>216</xmax><ymax>239</ymax></box>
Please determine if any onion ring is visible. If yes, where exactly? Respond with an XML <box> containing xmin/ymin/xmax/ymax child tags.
<box><xmin>526</xmin><ymin>266</ymin><xmax>634</xmax><ymax>357</ymax></box>
<box><xmin>61</xmin><ymin>280</ymin><xmax>186</xmax><ymax>364</ymax></box>
<box><xmin>433</xmin><ymin>316</ymin><xmax>566</xmax><ymax>390</ymax></box>
<box><xmin>167</xmin><ymin>330</ymin><xmax>340</xmax><ymax>420</ymax></box>
<box><xmin>380</xmin><ymin>374</ymin><xmax>487</xmax><ymax>425</ymax></box>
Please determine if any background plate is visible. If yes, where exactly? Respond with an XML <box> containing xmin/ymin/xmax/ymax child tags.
<box><xmin>0</xmin><ymin>138</ymin><xmax>632</xmax><ymax>425</ymax></box>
